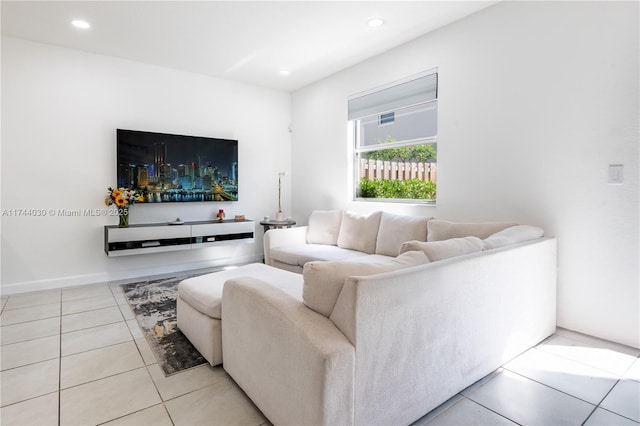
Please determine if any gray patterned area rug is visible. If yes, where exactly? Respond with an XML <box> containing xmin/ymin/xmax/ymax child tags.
<box><xmin>121</xmin><ymin>274</ymin><xmax>208</xmax><ymax>376</ymax></box>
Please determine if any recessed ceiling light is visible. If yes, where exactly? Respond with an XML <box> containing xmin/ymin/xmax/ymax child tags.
<box><xmin>367</xmin><ymin>18</ymin><xmax>385</xmax><ymax>28</ymax></box>
<box><xmin>279</xmin><ymin>70</ymin><xmax>291</xmax><ymax>76</ymax></box>
<box><xmin>71</xmin><ymin>20</ymin><xmax>90</xmax><ymax>30</ymax></box>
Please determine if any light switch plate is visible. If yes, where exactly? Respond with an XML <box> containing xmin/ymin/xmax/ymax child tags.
<box><xmin>608</xmin><ymin>164</ymin><xmax>624</xmax><ymax>184</ymax></box>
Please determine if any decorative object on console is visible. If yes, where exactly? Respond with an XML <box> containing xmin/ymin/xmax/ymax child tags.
<box><xmin>259</xmin><ymin>218</ymin><xmax>296</xmax><ymax>233</ymax></box>
<box><xmin>104</xmin><ymin>187</ymin><xmax>143</xmax><ymax>228</ymax></box>
<box><xmin>217</xmin><ymin>209</ymin><xmax>225</xmax><ymax>222</ymax></box>
<box><xmin>234</xmin><ymin>215</ymin><xmax>245</xmax><ymax>221</ymax></box>
<box><xmin>119</xmin><ymin>207</ymin><xmax>129</xmax><ymax>228</ymax></box>
<box><xmin>168</xmin><ymin>217</ymin><xmax>184</xmax><ymax>225</ymax></box>
<box><xmin>275</xmin><ymin>171</ymin><xmax>287</xmax><ymax>221</ymax></box>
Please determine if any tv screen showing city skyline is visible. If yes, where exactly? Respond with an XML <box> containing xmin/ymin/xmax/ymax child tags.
<box><xmin>116</xmin><ymin>129</ymin><xmax>238</xmax><ymax>202</ymax></box>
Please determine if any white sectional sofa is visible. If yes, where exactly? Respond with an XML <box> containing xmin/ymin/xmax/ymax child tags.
<box><xmin>264</xmin><ymin>210</ymin><xmax>438</xmax><ymax>272</ymax></box>
<box><xmin>178</xmin><ymin>210</ymin><xmax>557</xmax><ymax>425</ymax></box>
<box><xmin>263</xmin><ymin>209</ymin><xmax>536</xmax><ymax>270</ymax></box>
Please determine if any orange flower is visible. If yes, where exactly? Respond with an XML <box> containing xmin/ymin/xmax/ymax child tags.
<box><xmin>115</xmin><ymin>195</ymin><xmax>127</xmax><ymax>207</ymax></box>
<box><xmin>106</xmin><ymin>186</ymin><xmax>142</xmax><ymax>208</ymax></box>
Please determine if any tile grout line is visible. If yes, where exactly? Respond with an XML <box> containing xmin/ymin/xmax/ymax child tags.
<box><xmin>2</xmin><ymin>301</ymin><xmax>62</xmax><ymax>312</ymax></box>
<box><xmin>0</xmin><ymin>330</ymin><xmax>61</xmax><ymax>348</ymax></box>
<box><xmin>58</xmin><ymin>288</ymin><xmax>63</xmax><ymax>426</ymax></box>
<box><xmin>118</xmin><ymin>265</ymin><xmax>235</xmax><ymax>424</ymax></box>
<box><xmin>0</xmin><ymin>354</ymin><xmax>61</xmax><ymax>374</ymax></box>
<box><xmin>61</xmin><ymin>317</ymin><xmax>124</xmax><ymax>335</ymax></box>
<box><xmin>58</xmin><ymin>286</ymin><xmax>125</xmax><ymax>424</ymax></box>
<box><xmin>93</xmin><ymin>403</ymin><xmax>171</xmax><ymax>426</ymax></box>
<box><xmin>592</xmin><ymin>378</ymin><xmax>621</xmax><ymax>408</ymax></box>
<box><xmin>586</xmin><ymin>378</ymin><xmax>640</xmax><ymax>424</ymax></box>
<box><xmin>579</xmin><ymin>405</ymin><xmax>599</xmax><ymax>426</ymax></box>
<box><xmin>597</xmin><ymin>406</ymin><xmax>640</xmax><ymax>424</ymax></box>
<box><xmin>541</xmin><ymin>333</ymin><xmax>640</xmax><ymax>366</ymax></box>
<box><xmin>554</xmin><ymin>329</ymin><xmax>640</xmax><ymax>355</ymax></box>
<box><xmin>60</xmin><ymin>365</ymin><xmax>148</xmax><ymax>393</ymax></box>
<box><xmin>54</xmin><ymin>304</ymin><xmax>174</xmax><ymax>423</ymax></box>
<box><xmin>502</xmin><ymin>366</ymin><xmax>599</xmax><ymax>406</ymax></box>
<box><xmin>0</xmin><ymin>390</ymin><xmax>59</xmax><ymax>410</ymax></box>
<box><xmin>164</xmin><ymin>402</ymin><xmax>177</xmax><ymax>426</ymax></box>
<box><xmin>116</xmin><ymin>286</ymin><xmax>175</xmax><ymax>426</ymax></box>
<box><xmin>460</xmin><ymin>395</ymin><xmax>523</xmax><ymax>426</ymax></box>
<box><xmin>532</xmin><ymin>343</ymin><xmax>637</xmax><ymax>385</ymax></box>
<box><xmin>525</xmin><ymin>343</ymin><xmax>640</xmax><ymax>420</ymax></box>
<box><xmin>618</xmin><ymin>353</ymin><xmax>640</xmax><ymax>379</ymax></box>
<box><xmin>533</xmin><ymin>346</ymin><xmax>626</xmax><ymax>379</ymax></box>
<box><xmin>145</xmin><ymin>350</ymin><xmax>178</xmax><ymax>423</ymax></box>
<box><xmin>155</xmin><ymin>377</ymin><xmax>225</xmax><ymax>404</ymax></box>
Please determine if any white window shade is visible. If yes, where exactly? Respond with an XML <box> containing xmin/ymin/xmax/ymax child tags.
<box><xmin>348</xmin><ymin>72</ymin><xmax>437</xmax><ymax>121</ymax></box>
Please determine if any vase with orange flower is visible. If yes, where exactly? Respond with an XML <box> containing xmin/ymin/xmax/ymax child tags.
<box><xmin>105</xmin><ymin>187</ymin><xmax>144</xmax><ymax>228</ymax></box>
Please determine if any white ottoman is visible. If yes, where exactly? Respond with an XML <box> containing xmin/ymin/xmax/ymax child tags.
<box><xmin>177</xmin><ymin>263</ymin><xmax>303</xmax><ymax>366</ymax></box>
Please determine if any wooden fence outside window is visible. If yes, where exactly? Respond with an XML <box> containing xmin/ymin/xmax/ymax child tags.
<box><xmin>359</xmin><ymin>159</ymin><xmax>437</xmax><ymax>183</ymax></box>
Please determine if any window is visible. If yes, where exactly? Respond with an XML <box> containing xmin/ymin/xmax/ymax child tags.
<box><xmin>349</xmin><ymin>70</ymin><xmax>438</xmax><ymax>203</ymax></box>
<box><xmin>379</xmin><ymin>112</ymin><xmax>395</xmax><ymax>126</ymax></box>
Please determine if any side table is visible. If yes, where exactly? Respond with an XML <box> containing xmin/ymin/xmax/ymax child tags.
<box><xmin>259</xmin><ymin>219</ymin><xmax>296</xmax><ymax>233</ymax></box>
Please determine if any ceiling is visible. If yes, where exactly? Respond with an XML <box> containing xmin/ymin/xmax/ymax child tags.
<box><xmin>1</xmin><ymin>1</ymin><xmax>499</xmax><ymax>92</ymax></box>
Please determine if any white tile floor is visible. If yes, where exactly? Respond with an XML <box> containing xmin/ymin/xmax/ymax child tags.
<box><xmin>0</xmin><ymin>282</ymin><xmax>268</xmax><ymax>426</ymax></box>
<box><xmin>1</xmin><ymin>282</ymin><xmax>639</xmax><ymax>426</ymax></box>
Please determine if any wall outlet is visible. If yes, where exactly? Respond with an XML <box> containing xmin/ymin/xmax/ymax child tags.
<box><xmin>608</xmin><ymin>164</ymin><xmax>624</xmax><ymax>184</ymax></box>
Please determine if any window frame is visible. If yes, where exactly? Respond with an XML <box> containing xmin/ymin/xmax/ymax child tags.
<box><xmin>349</xmin><ymin>69</ymin><xmax>438</xmax><ymax>205</ymax></box>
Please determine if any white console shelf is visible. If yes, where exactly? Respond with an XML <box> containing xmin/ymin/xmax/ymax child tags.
<box><xmin>104</xmin><ymin>219</ymin><xmax>255</xmax><ymax>257</ymax></box>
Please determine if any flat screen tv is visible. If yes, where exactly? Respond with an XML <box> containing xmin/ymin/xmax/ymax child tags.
<box><xmin>117</xmin><ymin>129</ymin><xmax>238</xmax><ymax>202</ymax></box>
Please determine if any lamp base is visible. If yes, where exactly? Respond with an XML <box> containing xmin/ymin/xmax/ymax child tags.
<box><xmin>275</xmin><ymin>211</ymin><xmax>286</xmax><ymax>221</ymax></box>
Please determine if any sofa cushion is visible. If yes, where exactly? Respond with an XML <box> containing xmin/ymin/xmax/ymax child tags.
<box><xmin>302</xmin><ymin>250</ymin><xmax>429</xmax><ymax>317</ymax></box>
<box><xmin>483</xmin><ymin>225</ymin><xmax>544</xmax><ymax>250</ymax></box>
<box><xmin>342</xmin><ymin>254</ymin><xmax>395</xmax><ymax>264</ymax></box>
<box><xmin>427</xmin><ymin>220</ymin><xmax>518</xmax><ymax>241</ymax></box>
<box><xmin>399</xmin><ymin>236</ymin><xmax>484</xmax><ymax>261</ymax></box>
<box><xmin>306</xmin><ymin>210</ymin><xmax>343</xmax><ymax>245</ymax></box>
<box><xmin>337</xmin><ymin>211</ymin><xmax>382</xmax><ymax>254</ymax></box>
<box><xmin>270</xmin><ymin>244</ymin><xmax>369</xmax><ymax>267</ymax></box>
<box><xmin>178</xmin><ymin>263</ymin><xmax>303</xmax><ymax>319</ymax></box>
<box><xmin>374</xmin><ymin>212</ymin><xmax>431</xmax><ymax>256</ymax></box>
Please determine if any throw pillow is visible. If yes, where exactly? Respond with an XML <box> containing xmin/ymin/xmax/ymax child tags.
<box><xmin>336</xmin><ymin>211</ymin><xmax>382</xmax><ymax>254</ymax></box>
<box><xmin>482</xmin><ymin>225</ymin><xmax>544</xmax><ymax>250</ymax></box>
<box><xmin>427</xmin><ymin>220</ymin><xmax>518</xmax><ymax>241</ymax></box>
<box><xmin>306</xmin><ymin>210</ymin><xmax>344</xmax><ymax>245</ymax></box>
<box><xmin>399</xmin><ymin>236</ymin><xmax>484</xmax><ymax>261</ymax></box>
<box><xmin>302</xmin><ymin>250</ymin><xmax>429</xmax><ymax>317</ymax></box>
<box><xmin>375</xmin><ymin>212</ymin><xmax>431</xmax><ymax>256</ymax></box>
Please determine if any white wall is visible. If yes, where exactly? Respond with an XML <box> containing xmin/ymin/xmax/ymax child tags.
<box><xmin>1</xmin><ymin>37</ymin><xmax>291</xmax><ymax>293</ymax></box>
<box><xmin>291</xmin><ymin>2</ymin><xmax>639</xmax><ymax>347</ymax></box>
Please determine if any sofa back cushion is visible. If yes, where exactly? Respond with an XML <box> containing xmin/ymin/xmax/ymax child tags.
<box><xmin>302</xmin><ymin>250</ymin><xmax>429</xmax><ymax>317</ymax></box>
<box><xmin>427</xmin><ymin>220</ymin><xmax>518</xmax><ymax>241</ymax></box>
<box><xmin>374</xmin><ymin>212</ymin><xmax>431</xmax><ymax>256</ymax></box>
<box><xmin>337</xmin><ymin>211</ymin><xmax>382</xmax><ymax>254</ymax></box>
<box><xmin>483</xmin><ymin>225</ymin><xmax>544</xmax><ymax>250</ymax></box>
<box><xmin>400</xmin><ymin>236</ymin><xmax>484</xmax><ymax>261</ymax></box>
<box><xmin>306</xmin><ymin>210</ymin><xmax>344</xmax><ymax>245</ymax></box>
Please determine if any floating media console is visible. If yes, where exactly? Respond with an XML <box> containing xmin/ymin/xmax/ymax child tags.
<box><xmin>104</xmin><ymin>220</ymin><xmax>254</xmax><ymax>256</ymax></box>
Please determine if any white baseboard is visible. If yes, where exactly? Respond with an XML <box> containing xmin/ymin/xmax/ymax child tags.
<box><xmin>0</xmin><ymin>254</ymin><xmax>263</xmax><ymax>295</ymax></box>
<box><xmin>1</xmin><ymin>272</ymin><xmax>112</xmax><ymax>296</ymax></box>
